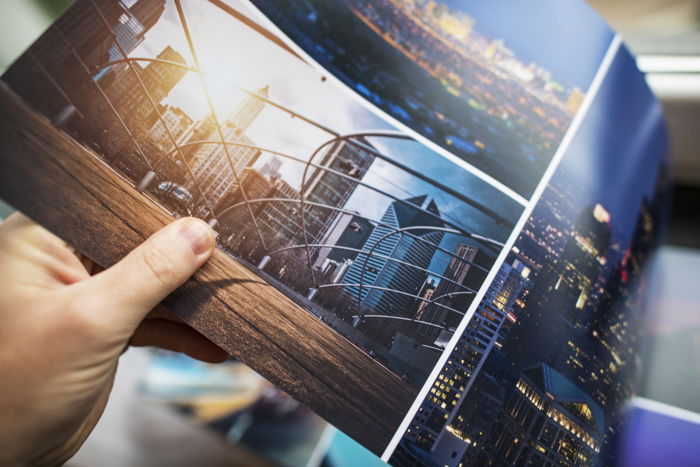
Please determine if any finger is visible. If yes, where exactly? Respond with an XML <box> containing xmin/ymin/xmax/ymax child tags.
<box><xmin>130</xmin><ymin>319</ymin><xmax>228</xmax><ymax>363</ymax></box>
<box><xmin>0</xmin><ymin>212</ymin><xmax>90</xmax><ymax>286</ymax></box>
<box><xmin>78</xmin><ymin>217</ymin><xmax>214</xmax><ymax>330</ymax></box>
<box><xmin>0</xmin><ymin>211</ymin><xmax>33</xmax><ymax>230</ymax></box>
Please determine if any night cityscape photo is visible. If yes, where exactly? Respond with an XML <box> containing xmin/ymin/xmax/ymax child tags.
<box><xmin>250</xmin><ymin>0</ymin><xmax>613</xmax><ymax>198</ymax></box>
<box><xmin>389</xmin><ymin>47</ymin><xmax>670</xmax><ymax>466</ymax></box>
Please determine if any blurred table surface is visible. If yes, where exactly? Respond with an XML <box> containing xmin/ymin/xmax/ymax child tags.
<box><xmin>65</xmin><ymin>349</ymin><xmax>275</xmax><ymax>467</ymax></box>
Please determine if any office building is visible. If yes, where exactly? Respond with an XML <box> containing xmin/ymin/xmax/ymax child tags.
<box><xmin>188</xmin><ymin>86</ymin><xmax>269</xmax><ymax>217</ymax></box>
<box><xmin>343</xmin><ymin>195</ymin><xmax>444</xmax><ymax>345</ymax></box>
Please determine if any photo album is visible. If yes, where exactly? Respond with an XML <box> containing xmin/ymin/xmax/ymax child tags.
<box><xmin>0</xmin><ymin>0</ymin><xmax>670</xmax><ymax>465</ymax></box>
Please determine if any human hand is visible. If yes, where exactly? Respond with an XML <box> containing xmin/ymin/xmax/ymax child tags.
<box><xmin>0</xmin><ymin>213</ymin><xmax>227</xmax><ymax>466</ymax></box>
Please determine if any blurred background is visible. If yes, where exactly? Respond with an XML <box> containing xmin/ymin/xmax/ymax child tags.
<box><xmin>0</xmin><ymin>0</ymin><xmax>699</xmax><ymax>465</ymax></box>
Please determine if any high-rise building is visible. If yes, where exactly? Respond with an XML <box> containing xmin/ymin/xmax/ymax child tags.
<box><xmin>414</xmin><ymin>278</ymin><xmax>438</xmax><ymax>321</ymax></box>
<box><xmin>147</xmin><ymin>105</ymin><xmax>194</xmax><ymax>151</ymax></box>
<box><xmin>482</xmin><ymin>364</ymin><xmax>603</xmax><ymax>466</ymax></box>
<box><xmin>503</xmin><ymin>204</ymin><xmax>616</xmax><ymax>416</ymax></box>
<box><xmin>416</xmin><ymin>244</ymin><xmax>493</xmax><ymax>344</ymax></box>
<box><xmin>188</xmin><ymin>86</ymin><xmax>269</xmax><ymax>217</ymax></box>
<box><xmin>343</xmin><ymin>195</ymin><xmax>444</xmax><ymax>345</ymax></box>
<box><xmin>259</xmin><ymin>156</ymin><xmax>283</xmax><ymax>179</ymax></box>
<box><xmin>216</xmin><ymin>135</ymin><xmax>376</xmax><ymax>261</ymax></box>
<box><xmin>303</xmin><ymin>137</ymin><xmax>376</xmax><ymax>252</ymax></box>
<box><xmin>547</xmin><ymin>203</ymin><xmax>611</xmax><ymax>320</ymax></box>
<box><xmin>102</xmin><ymin>45</ymin><xmax>188</xmax><ymax>134</ymax></box>
<box><xmin>104</xmin><ymin>0</ymin><xmax>166</xmax><ymax>65</ymax></box>
<box><xmin>404</xmin><ymin>258</ymin><xmax>530</xmax><ymax>452</ymax></box>
<box><xmin>217</xmin><ymin>168</ymin><xmax>300</xmax><ymax>255</ymax></box>
<box><xmin>129</xmin><ymin>0</ymin><xmax>167</xmax><ymax>32</ymax></box>
<box><xmin>179</xmin><ymin>114</ymin><xmax>217</xmax><ymax>160</ymax></box>
<box><xmin>314</xmin><ymin>214</ymin><xmax>375</xmax><ymax>270</ymax></box>
<box><xmin>49</xmin><ymin>0</ymin><xmax>126</xmax><ymax>71</ymax></box>
<box><xmin>3</xmin><ymin>0</ymin><xmax>130</xmax><ymax>119</ymax></box>
<box><xmin>428</xmin><ymin>372</ymin><xmax>506</xmax><ymax>467</ymax></box>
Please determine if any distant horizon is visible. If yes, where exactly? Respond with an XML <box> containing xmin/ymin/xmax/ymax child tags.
<box><xmin>439</xmin><ymin>0</ymin><xmax>613</xmax><ymax>91</ymax></box>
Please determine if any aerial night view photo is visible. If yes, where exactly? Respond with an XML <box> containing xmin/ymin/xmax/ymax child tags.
<box><xmin>249</xmin><ymin>0</ymin><xmax>615</xmax><ymax>199</ymax></box>
<box><xmin>388</xmin><ymin>46</ymin><xmax>671</xmax><ymax>467</ymax></box>
<box><xmin>2</xmin><ymin>0</ymin><xmax>523</xmax><ymax>393</ymax></box>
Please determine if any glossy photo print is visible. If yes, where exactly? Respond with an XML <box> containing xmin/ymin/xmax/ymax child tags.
<box><xmin>0</xmin><ymin>0</ymin><xmax>671</xmax><ymax>461</ymax></box>
<box><xmin>386</xmin><ymin>45</ymin><xmax>671</xmax><ymax>467</ymax></box>
<box><xmin>248</xmin><ymin>0</ymin><xmax>614</xmax><ymax>200</ymax></box>
<box><xmin>0</xmin><ymin>0</ymin><xmax>521</xmax><ymax>451</ymax></box>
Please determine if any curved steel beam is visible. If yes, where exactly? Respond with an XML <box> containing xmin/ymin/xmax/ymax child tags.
<box><xmin>330</xmin><ymin>133</ymin><xmax>513</xmax><ymax>227</ymax></box>
<box><xmin>167</xmin><ymin>137</ymin><xmax>483</xmax><ymax>289</ymax></box>
<box><xmin>91</xmin><ymin>0</ymin><xmax>217</xmax><ymax>219</ymax></box>
<box><xmin>350</xmin><ymin>314</ymin><xmax>448</xmax><ymax>331</ymax></box>
<box><xmin>356</xmin><ymin>225</ymin><xmax>495</xmax><ymax>317</ymax></box>
<box><xmin>218</xmin><ymin>198</ymin><xmax>494</xmax><ymax>276</ymax></box>
<box><xmin>174</xmin><ymin>0</ymin><xmax>268</xmax><ymax>249</ymax></box>
<box><xmin>51</xmin><ymin>20</ymin><xmax>153</xmax><ymax>172</ymax></box>
<box><xmin>265</xmin><ymin>243</ymin><xmax>476</xmax><ymax>295</ymax></box>
<box><xmin>154</xmin><ymin>139</ymin><xmax>457</xmax><ymax>236</ymax></box>
<box><xmin>297</xmin><ymin>135</ymin><xmax>501</xmax><ymax>292</ymax></box>
<box><xmin>317</xmin><ymin>283</ymin><xmax>464</xmax><ymax>317</ymax></box>
<box><xmin>100</xmin><ymin>57</ymin><xmax>199</xmax><ymax>73</ymax></box>
<box><xmin>240</xmin><ymin>88</ymin><xmax>514</xmax><ymax>228</ymax></box>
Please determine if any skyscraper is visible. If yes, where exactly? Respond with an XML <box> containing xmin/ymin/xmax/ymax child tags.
<box><xmin>416</xmin><ymin>243</ymin><xmax>493</xmax><ymax>344</ymax></box>
<box><xmin>504</xmin><ymin>203</ymin><xmax>615</xmax><ymax>415</ymax></box>
<box><xmin>314</xmin><ymin>214</ymin><xmax>375</xmax><ymax>269</ymax></box>
<box><xmin>403</xmin><ymin>258</ymin><xmax>530</xmax><ymax>453</ymax></box>
<box><xmin>481</xmin><ymin>364</ymin><xmax>603</xmax><ymax>466</ymax></box>
<box><xmin>104</xmin><ymin>0</ymin><xmax>166</xmax><ymax>65</ymax></box>
<box><xmin>303</xmin><ymin>137</ymin><xmax>376</xmax><ymax>252</ymax></box>
<box><xmin>554</xmin><ymin>204</ymin><xmax>611</xmax><ymax>313</ymax></box>
<box><xmin>188</xmin><ymin>86</ymin><xmax>269</xmax><ymax>217</ymax></box>
<box><xmin>217</xmin><ymin>167</ymin><xmax>301</xmax><ymax>255</ymax></box>
<box><xmin>147</xmin><ymin>105</ymin><xmax>194</xmax><ymax>151</ymax></box>
<box><xmin>129</xmin><ymin>0</ymin><xmax>167</xmax><ymax>32</ymax></box>
<box><xmin>343</xmin><ymin>195</ymin><xmax>444</xmax><ymax>345</ymax></box>
<box><xmin>232</xmin><ymin>137</ymin><xmax>378</xmax><ymax>266</ymax></box>
<box><xmin>102</xmin><ymin>45</ymin><xmax>188</xmax><ymax>133</ymax></box>
<box><xmin>259</xmin><ymin>156</ymin><xmax>283</xmax><ymax>179</ymax></box>
<box><xmin>3</xmin><ymin>0</ymin><xmax>129</xmax><ymax>119</ymax></box>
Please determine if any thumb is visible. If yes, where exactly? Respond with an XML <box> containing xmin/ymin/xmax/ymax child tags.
<box><xmin>81</xmin><ymin>217</ymin><xmax>214</xmax><ymax>330</ymax></box>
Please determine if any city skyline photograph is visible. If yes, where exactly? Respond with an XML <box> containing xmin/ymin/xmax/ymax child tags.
<box><xmin>388</xmin><ymin>45</ymin><xmax>670</xmax><ymax>466</ymax></box>
<box><xmin>248</xmin><ymin>0</ymin><xmax>615</xmax><ymax>200</ymax></box>
<box><xmin>0</xmin><ymin>0</ymin><xmax>672</xmax><ymax>460</ymax></box>
<box><xmin>0</xmin><ymin>0</ymin><xmax>523</xmax><ymax>435</ymax></box>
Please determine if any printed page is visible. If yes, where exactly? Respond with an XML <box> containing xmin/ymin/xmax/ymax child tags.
<box><xmin>0</xmin><ymin>0</ymin><xmax>669</xmax><ymax>464</ymax></box>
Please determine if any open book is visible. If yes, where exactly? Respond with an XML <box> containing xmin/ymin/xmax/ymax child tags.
<box><xmin>0</xmin><ymin>0</ymin><xmax>669</xmax><ymax>465</ymax></box>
